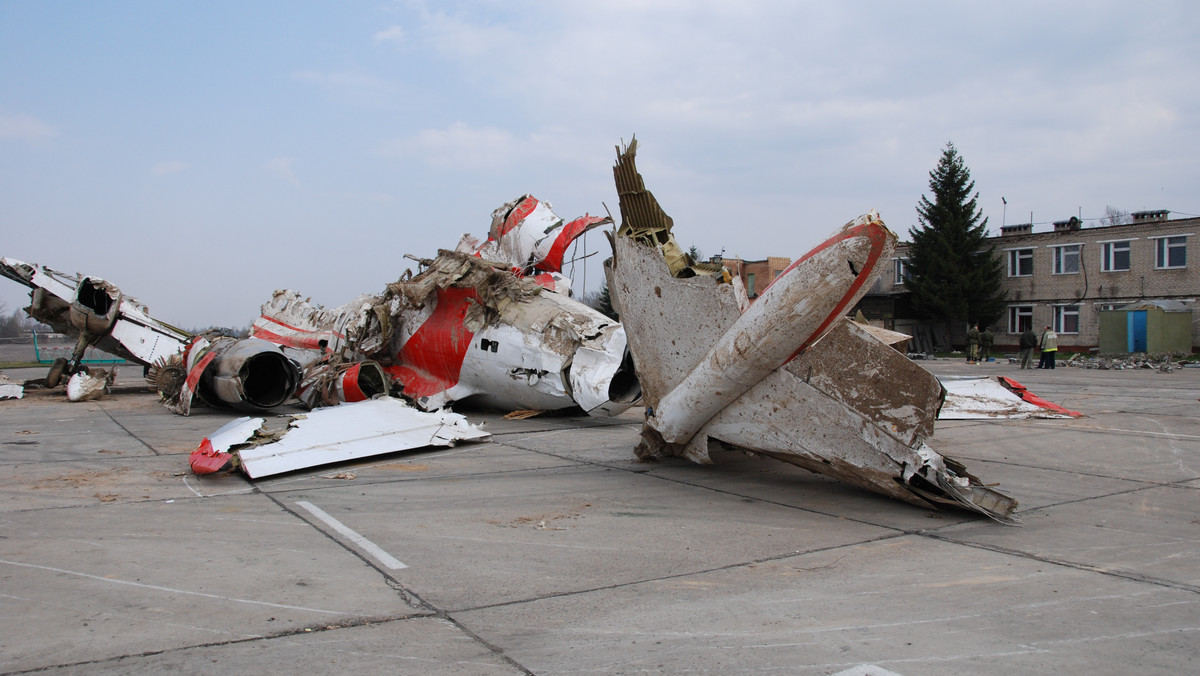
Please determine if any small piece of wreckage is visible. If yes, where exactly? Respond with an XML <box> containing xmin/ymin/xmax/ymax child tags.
<box><xmin>189</xmin><ymin>397</ymin><xmax>489</xmax><ymax>478</ymax></box>
<box><xmin>605</xmin><ymin>139</ymin><xmax>1018</xmax><ymax>523</ymax></box>
<box><xmin>940</xmin><ymin>376</ymin><xmax>1082</xmax><ymax>419</ymax></box>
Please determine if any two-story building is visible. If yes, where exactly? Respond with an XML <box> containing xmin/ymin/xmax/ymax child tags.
<box><xmin>862</xmin><ymin>210</ymin><xmax>1200</xmax><ymax>353</ymax></box>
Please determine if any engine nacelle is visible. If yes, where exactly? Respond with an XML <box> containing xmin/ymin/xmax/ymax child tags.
<box><xmin>160</xmin><ymin>335</ymin><xmax>301</xmax><ymax>415</ymax></box>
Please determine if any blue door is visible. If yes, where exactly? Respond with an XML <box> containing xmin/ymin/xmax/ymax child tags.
<box><xmin>1128</xmin><ymin>311</ymin><xmax>1147</xmax><ymax>352</ymax></box>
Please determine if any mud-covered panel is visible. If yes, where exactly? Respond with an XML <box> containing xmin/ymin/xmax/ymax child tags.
<box><xmin>606</xmin><ymin>236</ymin><xmax>740</xmax><ymax>409</ymax></box>
<box><xmin>701</xmin><ymin>367</ymin><xmax>935</xmax><ymax>506</ymax></box>
<box><xmin>788</xmin><ymin>319</ymin><xmax>943</xmax><ymax>446</ymax></box>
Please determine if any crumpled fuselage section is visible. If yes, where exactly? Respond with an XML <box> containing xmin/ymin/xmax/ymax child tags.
<box><xmin>252</xmin><ymin>250</ymin><xmax>640</xmax><ymax>417</ymax></box>
<box><xmin>604</xmin><ymin>139</ymin><xmax>1018</xmax><ymax>523</ymax></box>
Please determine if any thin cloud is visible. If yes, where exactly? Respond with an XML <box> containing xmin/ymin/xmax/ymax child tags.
<box><xmin>378</xmin><ymin>123</ymin><xmax>519</xmax><ymax>170</ymax></box>
<box><xmin>324</xmin><ymin>191</ymin><xmax>395</xmax><ymax>203</ymax></box>
<box><xmin>373</xmin><ymin>25</ymin><xmax>405</xmax><ymax>44</ymax></box>
<box><xmin>262</xmin><ymin>157</ymin><xmax>299</xmax><ymax>186</ymax></box>
<box><xmin>292</xmin><ymin>69</ymin><xmax>402</xmax><ymax>108</ymax></box>
<box><xmin>0</xmin><ymin>112</ymin><xmax>57</xmax><ymax>143</ymax></box>
<box><xmin>150</xmin><ymin>160</ymin><xmax>188</xmax><ymax>176</ymax></box>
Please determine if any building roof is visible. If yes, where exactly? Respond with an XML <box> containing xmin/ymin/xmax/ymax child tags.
<box><xmin>1114</xmin><ymin>299</ymin><xmax>1192</xmax><ymax>313</ymax></box>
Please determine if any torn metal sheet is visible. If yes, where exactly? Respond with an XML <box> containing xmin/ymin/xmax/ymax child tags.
<box><xmin>605</xmin><ymin>138</ymin><xmax>1018</xmax><ymax>523</ymax></box>
<box><xmin>940</xmin><ymin>376</ymin><xmax>1083</xmax><ymax>419</ymax></box>
<box><xmin>250</xmin><ymin>202</ymin><xmax>640</xmax><ymax>418</ymax></box>
<box><xmin>455</xmin><ymin>194</ymin><xmax>613</xmax><ymax>294</ymax></box>
<box><xmin>854</xmin><ymin>321</ymin><xmax>912</xmax><ymax>352</ymax></box>
<box><xmin>0</xmin><ymin>374</ymin><xmax>25</xmax><ymax>400</ymax></box>
<box><xmin>295</xmin><ymin>359</ymin><xmax>390</xmax><ymax>409</ymax></box>
<box><xmin>189</xmin><ymin>397</ymin><xmax>490</xmax><ymax>479</ymax></box>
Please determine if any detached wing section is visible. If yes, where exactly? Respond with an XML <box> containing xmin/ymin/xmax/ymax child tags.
<box><xmin>189</xmin><ymin>397</ymin><xmax>490</xmax><ymax>479</ymax></box>
<box><xmin>605</xmin><ymin>139</ymin><xmax>1018</xmax><ymax>523</ymax></box>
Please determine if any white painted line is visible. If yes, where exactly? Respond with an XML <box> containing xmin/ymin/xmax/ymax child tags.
<box><xmin>180</xmin><ymin>475</ymin><xmax>257</xmax><ymax>498</ymax></box>
<box><xmin>0</xmin><ymin>558</ymin><xmax>347</xmax><ymax>615</ymax></box>
<box><xmin>831</xmin><ymin>666</ymin><xmax>905</xmax><ymax>676</ymax></box>
<box><xmin>295</xmin><ymin>500</ymin><xmax>408</xmax><ymax>570</ymax></box>
<box><xmin>181</xmin><ymin>476</ymin><xmax>204</xmax><ymax>498</ymax></box>
<box><xmin>1063</xmin><ymin>424</ymin><xmax>1200</xmax><ymax>441</ymax></box>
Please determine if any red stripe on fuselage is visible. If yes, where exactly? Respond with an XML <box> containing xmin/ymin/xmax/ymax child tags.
<box><xmin>251</xmin><ymin>325</ymin><xmax>327</xmax><ymax>350</ymax></box>
<box><xmin>497</xmin><ymin>196</ymin><xmax>539</xmax><ymax>237</ymax></box>
<box><xmin>184</xmin><ymin>350</ymin><xmax>219</xmax><ymax>393</ymax></box>
<box><xmin>340</xmin><ymin>363</ymin><xmax>367</xmax><ymax>402</ymax></box>
<box><xmin>782</xmin><ymin>220</ymin><xmax>891</xmax><ymax>362</ymax></box>
<box><xmin>388</xmin><ymin>286</ymin><xmax>477</xmax><ymax>398</ymax></box>
<box><xmin>539</xmin><ymin>215</ymin><xmax>605</xmax><ymax>273</ymax></box>
<box><xmin>253</xmin><ymin>315</ymin><xmax>343</xmax><ymax>349</ymax></box>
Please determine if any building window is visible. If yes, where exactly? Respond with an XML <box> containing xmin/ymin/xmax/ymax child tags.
<box><xmin>1052</xmin><ymin>244</ymin><xmax>1081</xmax><ymax>274</ymax></box>
<box><xmin>1155</xmin><ymin>236</ymin><xmax>1187</xmax><ymax>269</ymax></box>
<box><xmin>893</xmin><ymin>258</ymin><xmax>910</xmax><ymax>285</ymax></box>
<box><xmin>747</xmin><ymin>273</ymin><xmax>756</xmax><ymax>296</ymax></box>
<box><xmin>1054</xmin><ymin>305</ymin><xmax>1079</xmax><ymax>334</ymax></box>
<box><xmin>1008</xmin><ymin>305</ymin><xmax>1033</xmax><ymax>334</ymax></box>
<box><xmin>1101</xmin><ymin>241</ymin><xmax>1131</xmax><ymax>272</ymax></box>
<box><xmin>1007</xmin><ymin>249</ymin><xmax>1033</xmax><ymax>277</ymax></box>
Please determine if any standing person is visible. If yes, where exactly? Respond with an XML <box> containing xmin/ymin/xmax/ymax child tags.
<box><xmin>980</xmin><ymin>326</ymin><xmax>994</xmax><ymax>361</ymax></box>
<box><xmin>1038</xmin><ymin>325</ymin><xmax>1058</xmax><ymax>369</ymax></box>
<box><xmin>966</xmin><ymin>325</ymin><xmax>980</xmax><ymax>364</ymax></box>
<box><xmin>1019</xmin><ymin>327</ymin><xmax>1037</xmax><ymax>369</ymax></box>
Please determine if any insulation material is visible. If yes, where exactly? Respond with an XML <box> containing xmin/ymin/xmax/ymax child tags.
<box><xmin>66</xmin><ymin>368</ymin><xmax>116</xmax><ymax>402</ymax></box>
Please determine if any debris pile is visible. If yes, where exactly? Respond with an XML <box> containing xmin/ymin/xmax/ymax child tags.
<box><xmin>1064</xmin><ymin>353</ymin><xmax>1188</xmax><ymax>372</ymax></box>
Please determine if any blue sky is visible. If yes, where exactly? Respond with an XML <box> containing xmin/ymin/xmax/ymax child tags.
<box><xmin>2</xmin><ymin>1</ymin><xmax>1197</xmax><ymax>328</ymax></box>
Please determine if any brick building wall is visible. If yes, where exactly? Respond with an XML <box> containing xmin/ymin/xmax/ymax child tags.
<box><xmin>721</xmin><ymin>256</ymin><xmax>793</xmax><ymax>299</ymax></box>
<box><xmin>873</xmin><ymin>214</ymin><xmax>1200</xmax><ymax>352</ymax></box>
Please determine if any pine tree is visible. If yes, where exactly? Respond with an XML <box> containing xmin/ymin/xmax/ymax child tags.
<box><xmin>594</xmin><ymin>283</ymin><xmax>618</xmax><ymax>320</ymax></box>
<box><xmin>906</xmin><ymin>143</ymin><xmax>1006</xmax><ymax>338</ymax></box>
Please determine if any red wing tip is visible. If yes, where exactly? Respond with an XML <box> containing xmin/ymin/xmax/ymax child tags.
<box><xmin>998</xmin><ymin>376</ymin><xmax>1082</xmax><ymax>417</ymax></box>
<box><xmin>189</xmin><ymin>439</ymin><xmax>235</xmax><ymax>474</ymax></box>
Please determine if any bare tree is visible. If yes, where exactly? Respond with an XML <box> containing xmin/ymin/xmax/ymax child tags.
<box><xmin>1099</xmin><ymin>205</ymin><xmax>1131</xmax><ymax>226</ymax></box>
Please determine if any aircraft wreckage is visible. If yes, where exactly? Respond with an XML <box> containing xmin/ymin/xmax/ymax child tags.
<box><xmin>0</xmin><ymin>257</ymin><xmax>303</xmax><ymax>411</ymax></box>
<box><xmin>1</xmin><ymin>197</ymin><xmax>640</xmax><ymax>477</ymax></box>
<box><xmin>4</xmin><ymin>154</ymin><xmax>1030</xmax><ymax>520</ymax></box>
<box><xmin>604</xmin><ymin>139</ymin><xmax>1019</xmax><ymax>523</ymax></box>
